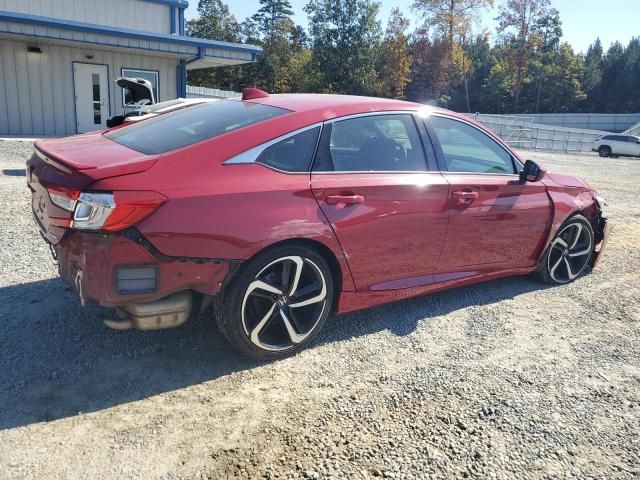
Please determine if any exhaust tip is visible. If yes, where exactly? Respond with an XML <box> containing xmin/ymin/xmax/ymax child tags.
<box><xmin>103</xmin><ymin>318</ymin><xmax>134</xmax><ymax>330</ymax></box>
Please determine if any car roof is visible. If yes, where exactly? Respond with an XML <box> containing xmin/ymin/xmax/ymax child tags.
<box><xmin>244</xmin><ymin>93</ymin><xmax>449</xmax><ymax>122</ymax></box>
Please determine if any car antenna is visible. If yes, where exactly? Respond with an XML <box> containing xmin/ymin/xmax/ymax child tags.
<box><xmin>242</xmin><ymin>87</ymin><xmax>270</xmax><ymax>101</ymax></box>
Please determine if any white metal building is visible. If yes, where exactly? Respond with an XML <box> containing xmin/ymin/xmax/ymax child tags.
<box><xmin>0</xmin><ymin>0</ymin><xmax>260</xmax><ymax>135</ymax></box>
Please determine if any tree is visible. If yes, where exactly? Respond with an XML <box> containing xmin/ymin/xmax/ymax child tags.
<box><xmin>530</xmin><ymin>8</ymin><xmax>562</xmax><ymax>112</ymax></box>
<box><xmin>411</xmin><ymin>0</ymin><xmax>493</xmax><ymax>107</ymax></box>
<box><xmin>582</xmin><ymin>38</ymin><xmax>603</xmax><ymax>101</ymax></box>
<box><xmin>495</xmin><ymin>0</ymin><xmax>551</xmax><ymax>109</ymax></box>
<box><xmin>406</xmin><ymin>31</ymin><xmax>453</xmax><ymax>104</ymax></box>
<box><xmin>252</xmin><ymin>0</ymin><xmax>294</xmax><ymax>37</ymax></box>
<box><xmin>376</xmin><ymin>8</ymin><xmax>412</xmax><ymax>99</ymax></box>
<box><xmin>186</xmin><ymin>0</ymin><xmax>243</xmax><ymax>91</ymax></box>
<box><xmin>412</xmin><ymin>0</ymin><xmax>494</xmax><ymax>44</ymax></box>
<box><xmin>305</xmin><ymin>0</ymin><xmax>382</xmax><ymax>95</ymax></box>
<box><xmin>538</xmin><ymin>42</ymin><xmax>585</xmax><ymax>112</ymax></box>
<box><xmin>186</xmin><ymin>0</ymin><xmax>241</xmax><ymax>42</ymax></box>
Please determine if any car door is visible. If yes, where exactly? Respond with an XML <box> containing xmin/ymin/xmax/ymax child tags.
<box><xmin>632</xmin><ymin>136</ymin><xmax>640</xmax><ymax>156</ymax></box>
<box><xmin>624</xmin><ymin>136</ymin><xmax>640</xmax><ymax>156</ymax></box>
<box><xmin>424</xmin><ymin>115</ymin><xmax>553</xmax><ymax>277</ymax></box>
<box><xmin>613</xmin><ymin>136</ymin><xmax>630</xmax><ymax>155</ymax></box>
<box><xmin>310</xmin><ymin>113</ymin><xmax>449</xmax><ymax>291</ymax></box>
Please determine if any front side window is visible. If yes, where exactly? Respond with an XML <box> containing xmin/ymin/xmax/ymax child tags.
<box><xmin>313</xmin><ymin>114</ymin><xmax>427</xmax><ymax>172</ymax></box>
<box><xmin>256</xmin><ymin>127</ymin><xmax>321</xmax><ymax>172</ymax></box>
<box><xmin>429</xmin><ymin>116</ymin><xmax>516</xmax><ymax>174</ymax></box>
<box><xmin>122</xmin><ymin>68</ymin><xmax>159</xmax><ymax>106</ymax></box>
<box><xmin>105</xmin><ymin>101</ymin><xmax>289</xmax><ymax>155</ymax></box>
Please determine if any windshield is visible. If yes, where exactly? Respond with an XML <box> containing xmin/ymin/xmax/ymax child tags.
<box><xmin>106</xmin><ymin>100</ymin><xmax>289</xmax><ymax>154</ymax></box>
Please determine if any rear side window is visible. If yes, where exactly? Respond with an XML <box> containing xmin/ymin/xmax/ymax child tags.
<box><xmin>429</xmin><ymin>116</ymin><xmax>516</xmax><ymax>174</ymax></box>
<box><xmin>105</xmin><ymin>101</ymin><xmax>289</xmax><ymax>154</ymax></box>
<box><xmin>313</xmin><ymin>114</ymin><xmax>427</xmax><ymax>172</ymax></box>
<box><xmin>256</xmin><ymin>127</ymin><xmax>321</xmax><ymax>172</ymax></box>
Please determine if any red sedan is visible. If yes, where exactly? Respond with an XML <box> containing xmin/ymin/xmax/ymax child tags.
<box><xmin>27</xmin><ymin>90</ymin><xmax>610</xmax><ymax>359</ymax></box>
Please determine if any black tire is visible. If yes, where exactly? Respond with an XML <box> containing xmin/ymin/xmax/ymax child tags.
<box><xmin>215</xmin><ymin>244</ymin><xmax>334</xmax><ymax>360</ymax></box>
<box><xmin>535</xmin><ymin>214</ymin><xmax>595</xmax><ymax>285</ymax></box>
<box><xmin>598</xmin><ymin>146</ymin><xmax>611</xmax><ymax>157</ymax></box>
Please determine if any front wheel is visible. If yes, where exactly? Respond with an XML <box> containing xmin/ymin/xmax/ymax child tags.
<box><xmin>216</xmin><ymin>244</ymin><xmax>334</xmax><ymax>360</ymax></box>
<box><xmin>598</xmin><ymin>146</ymin><xmax>611</xmax><ymax>157</ymax></box>
<box><xmin>536</xmin><ymin>215</ymin><xmax>594</xmax><ymax>285</ymax></box>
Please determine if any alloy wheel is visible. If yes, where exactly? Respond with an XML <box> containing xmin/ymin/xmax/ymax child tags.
<box><xmin>241</xmin><ymin>256</ymin><xmax>328</xmax><ymax>351</ymax></box>
<box><xmin>547</xmin><ymin>222</ymin><xmax>593</xmax><ymax>283</ymax></box>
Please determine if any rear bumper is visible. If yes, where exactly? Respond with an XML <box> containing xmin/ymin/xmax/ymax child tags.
<box><xmin>55</xmin><ymin>231</ymin><xmax>231</xmax><ymax>307</ymax></box>
<box><xmin>591</xmin><ymin>217</ymin><xmax>611</xmax><ymax>269</ymax></box>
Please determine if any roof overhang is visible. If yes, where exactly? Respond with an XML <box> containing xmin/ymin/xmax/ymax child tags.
<box><xmin>0</xmin><ymin>10</ymin><xmax>261</xmax><ymax>66</ymax></box>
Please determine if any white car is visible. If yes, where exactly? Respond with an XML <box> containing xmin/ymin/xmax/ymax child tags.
<box><xmin>593</xmin><ymin>134</ymin><xmax>640</xmax><ymax>158</ymax></box>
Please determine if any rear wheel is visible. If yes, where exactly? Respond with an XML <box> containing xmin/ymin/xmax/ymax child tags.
<box><xmin>216</xmin><ymin>244</ymin><xmax>334</xmax><ymax>360</ymax></box>
<box><xmin>598</xmin><ymin>146</ymin><xmax>611</xmax><ymax>157</ymax></box>
<box><xmin>536</xmin><ymin>215</ymin><xmax>594</xmax><ymax>285</ymax></box>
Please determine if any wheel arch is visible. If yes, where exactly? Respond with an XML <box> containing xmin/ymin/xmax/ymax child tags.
<box><xmin>537</xmin><ymin>188</ymin><xmax>599</xmax><ymax>265</ymax></box>
<box><xmin>223</xmin><ymin>237</ymin><xmax>352</xmax><ymax>312</ymax></box>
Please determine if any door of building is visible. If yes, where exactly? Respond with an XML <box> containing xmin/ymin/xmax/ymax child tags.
<box><xmin>73</xmin><ymin>63</ymin><xmax>109</xmax><ymax>133</ymax></box>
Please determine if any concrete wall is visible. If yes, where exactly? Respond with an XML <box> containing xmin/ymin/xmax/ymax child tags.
<box><xmin>0</xmin><ymin>0</ymin><xmax>172</xmax><ymax>35</ymax></box>
<box><xmin>507</xmin><ymin>113</ymin><xmax>640</xmax><ymax>133</ymax></box>
<box><xmin>470</xmin><ymin>114</ymin><xmax>607</xmax><ymax>153</ymax></box>
<box><xmin>0</xmin><ymin>38</ymin><xmax>178</xmax><ymax>136</ymax></box>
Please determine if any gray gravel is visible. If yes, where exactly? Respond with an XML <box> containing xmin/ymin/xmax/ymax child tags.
<box><xmin>0</xmin><ymin>141</ymin><xmax>638</xmax><ymax>479</ymax></box>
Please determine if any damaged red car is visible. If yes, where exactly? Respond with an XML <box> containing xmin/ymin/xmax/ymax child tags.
<box><xmin>27</xmin><ymin>90</ymin><xmax>610</xmax><ymax>360</ymax></box>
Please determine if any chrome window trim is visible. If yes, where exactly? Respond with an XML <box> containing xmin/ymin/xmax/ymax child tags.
<box><xmin>324</xmin><ymin>110</ymin><xmax>422</xmax><ymax>124</ymax></box>
<box><xmin>426</xmin><ymin>112</ymin><xmax>524</xmax><ymax>173</ymax></box>
<box><xmin>223</xmin><ymin>122</ymin><xmax>324</xmax><ymax>170</ymax></box>
<box><xmin>310</xmin><ymin>170</ymin><xmax>445</xmax><ymax>175</ymax></box>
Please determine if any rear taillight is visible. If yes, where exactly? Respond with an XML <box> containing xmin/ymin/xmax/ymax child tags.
<box><xmin>44</xmin><ymin>182</ymin><xmax>166</xmax><ymax>232</ymax></box>
<box><xmin>72</xmin><ymin>191</ymin><xmax>166</xmax><ymax>232</ymax></box>
<box><xmin>46</xmin><ymin>184</ymin><xmax>80</xmax><ymax>212</ymax></box>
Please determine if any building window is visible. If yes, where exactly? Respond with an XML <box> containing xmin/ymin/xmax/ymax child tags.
<box><xmin>121</xmin><ymin>68</ymin><xmax>159</xmax><ymax>106</ymax></box>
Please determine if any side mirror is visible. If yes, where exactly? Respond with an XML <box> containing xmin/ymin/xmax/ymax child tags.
<box><xmin>519</xmin><ymin>160</ymin><xmax>546</xmax><ymax>184</ymax></box>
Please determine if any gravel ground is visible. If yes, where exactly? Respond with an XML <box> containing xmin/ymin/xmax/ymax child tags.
<box><xmin>0</xmin><ymin>141</ymin><xmax>638</xmax><ymax>479</ymax></box>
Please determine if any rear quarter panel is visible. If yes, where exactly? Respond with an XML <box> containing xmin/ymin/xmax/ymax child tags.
<box><xmin>92</xmin><ymin>158</ymin><xmax>356</xmax><ymax>292</ymax></box>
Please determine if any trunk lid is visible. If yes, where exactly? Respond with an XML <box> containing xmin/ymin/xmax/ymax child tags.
<box><xmin>116</xmin><ymin>76</ymin><xmax>155</xmax><ymax>106</ymax></box>
<box><xmin>27</xmin><ymin>133</ymin><xmax>158</xmax><ymax>243</ymax></box>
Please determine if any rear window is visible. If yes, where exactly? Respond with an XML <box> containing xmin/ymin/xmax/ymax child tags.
<box><xmin>105</xmin><ymin>100</ymin><xmax>289</xmax><ymax>154</ymax></box>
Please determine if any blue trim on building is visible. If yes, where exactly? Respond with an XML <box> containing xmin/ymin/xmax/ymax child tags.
<box><xmin>176</xmin><ymin>47</ymin><xmax>204</xmax><ymax>97</ymax></box>
<box><xmin>178</xmin><ymin>8</ymin><xmax>185</xmax><ymax>36</ymax></box>
<box><xmin>142</xmin><ymin>0</ymin><xmax>188</xmax><ymax>7</ymax></box>
<box><xmin>170</xmin><ymin>6</ymin><xmax>176</xmax><ymax>34</ymax></box>
<box><xmin>0</xmin><ymin>11</ymin><xmax>262</xmax><ymax>54</ymax></box>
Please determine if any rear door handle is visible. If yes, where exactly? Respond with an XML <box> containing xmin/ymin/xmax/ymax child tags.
<box><xmin>325</xmin><ymin>194</ymin><xmax>365</xmax><ymax>205</ymax></box>
<box><xmin>452</xmin><ymin>190</ymin><xmax>479</xmax><ymax>200</ymax></box>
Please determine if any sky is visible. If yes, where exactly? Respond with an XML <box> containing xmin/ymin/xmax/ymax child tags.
<box><xmin>185</xmin><ymin>0</ymin><xmax>637</xmax><ymax>54</ymax></box>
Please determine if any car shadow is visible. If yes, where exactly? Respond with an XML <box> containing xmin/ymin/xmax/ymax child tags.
<box><xmin>0</xmin><ymin>274</ymin><xmax>551</xmax><ymax>430</ymax></box>
<box><xmin>1</xmin><ymin>168</ymin><xmax>26</xmax><ymax>177</ymax></box>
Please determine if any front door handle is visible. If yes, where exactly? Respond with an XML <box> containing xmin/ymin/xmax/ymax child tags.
<box><xmin>452</xmin><ymin>190</ymin><xmax>479</xmax><ymax>200</ymax></box>
<box><xmin>325</xmin><ymin>194</ymin><xmax>365</xmax><ymax>205</ymax></box>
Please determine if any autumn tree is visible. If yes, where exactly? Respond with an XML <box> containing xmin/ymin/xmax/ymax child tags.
<box><xmin>411</xmin><ymin>0</ymin><xmax>493</xmax><ymax>105</ymax></box>
<box><xmin>495</xmin><ymin>0</ymin><xmax>551</xmax><ymax>109</ymax></box>
<box><xmin>376</xmin><ymin>8</ymin><xmax>412</xmax><ymax>99</ymax></box>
